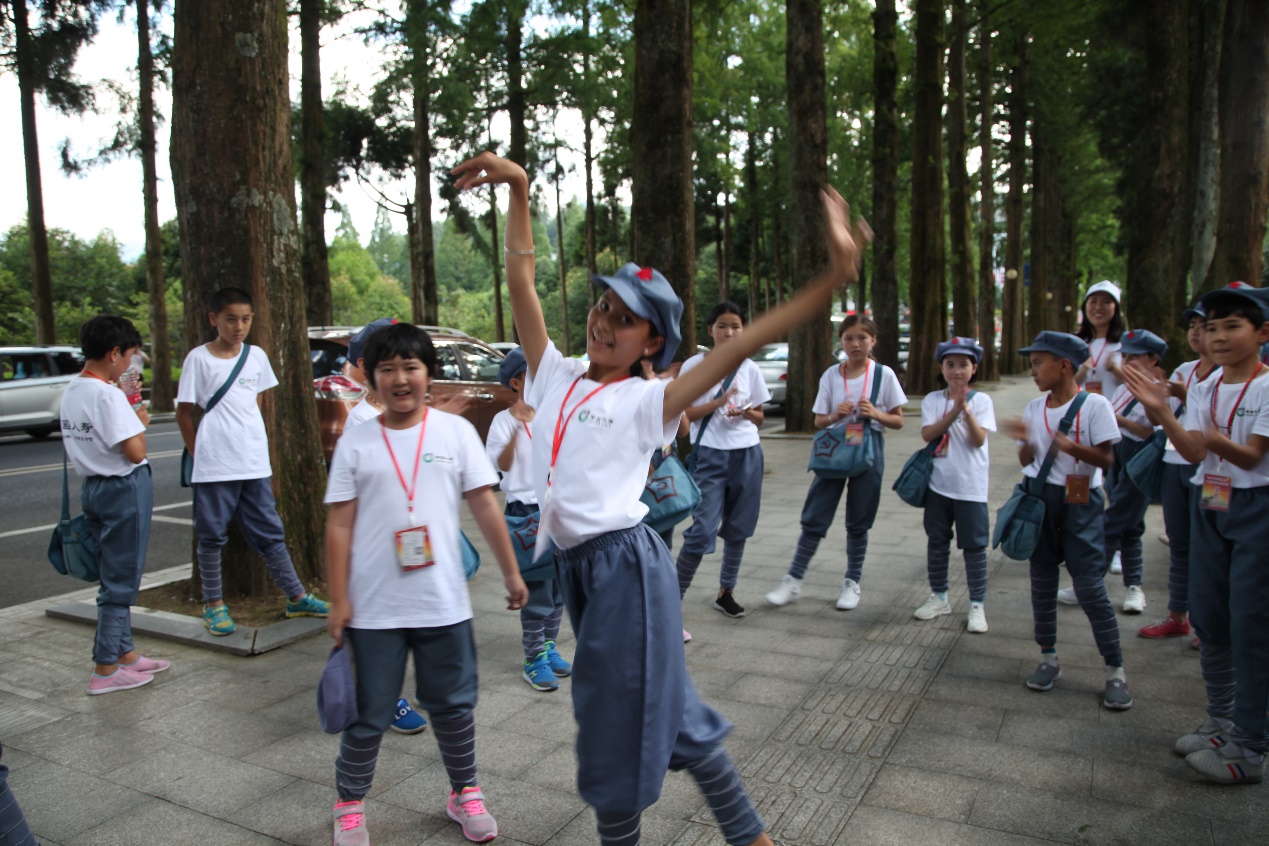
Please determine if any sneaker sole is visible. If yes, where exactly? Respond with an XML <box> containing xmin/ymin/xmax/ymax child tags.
<box><xmin>1103</xmin><ymin>697</ymin><xmax>1134</xmax><ymax>711</ymax></box>
<box><xmin>835</xmin><ymin>601</ymin><xmax>860</xmax><ymax>611</ymax></box>
<box><xmin>203</xmin><ymin>623</ymin><xmax>236</xmax><ymax>636</ymax></box>
<box><xmin>522</xmin><ymin>672</ymin><xmax>558</xmax><ymax>692</ymax></box>
<box><xmin>446</xmin><ymin>808</ymin><xmax>498</xmax><ymax>843</ymax></box>
<box><xmin>711</xmin><ymin>601</ymin><xmax>746</xmax><ymax>618</ymax></box>
<box><xmin>914</xmin><ymin>607</ymin><xmax>952</xmax><ymax>621</ymax></box>
<box><xmin>1139</xmin><ymin>628</ymin><xmax>1189</xmax><ymax>638</ymax></box>
<box><xmin>967</xmin><ymin>622</ymin><xmax>988</xmax><ymax>633</ymax></box>
<box><xmin>765</xmin><ymin>595</ymin><xmax>799</xmax><ymax>606</ymax></box>
<box><xmin>284</xmin><ymin>611</ymin><xmax>329</xmax><ymax>618</ymax></box>
<box><xmin>87</xmin><ymin>675</ymin><xmax>154</xmax><ymax>695</ymax></box>
<box><xmin>1026</xmin><ymin>670</ymin><xmax>1061</xmax><ymax>692</ymax></box>
<box><xmin>390</xmin><ymin>723</ymin><xmax>429</xmax><ymax>735</ymax></box>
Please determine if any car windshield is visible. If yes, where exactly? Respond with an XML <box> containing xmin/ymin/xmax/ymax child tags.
<box><xmin>751</xmin><ymin>345</ymin><xmax>788</xmax><ymax>362</ymax></box>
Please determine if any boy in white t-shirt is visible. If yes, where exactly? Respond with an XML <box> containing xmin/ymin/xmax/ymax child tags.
<box><xmin>176</xmin><ymin>287</ymin><xmax>329</xmax><ymax>635</ymax></box>
<box><xmin>323</xmin><ymin>322</ymin><xmax>527</xmax><ymax>843</ymax></box>
<box><xmin>1001</xmin><ymin>331</ymin><xmax>1132</xmax><ymax>711</ymax></box>
<box><xmin>1123</xmin><ymin>283</ymin><xmax>1269</xmax><ymax>784</ymax></box>
<box><xmin>60</xmin><ymin>315</ymin><xmax>169</xmax><ymax>694</ymax></box>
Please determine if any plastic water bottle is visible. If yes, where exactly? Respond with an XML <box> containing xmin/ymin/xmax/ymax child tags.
<box><xmin>120</xmin><ymin>366</ymin><xmax>144</xmax><ymax>410</ymax></box>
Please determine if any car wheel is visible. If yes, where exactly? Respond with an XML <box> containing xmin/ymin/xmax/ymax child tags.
<box><xmin>26</xmin><ymin>427</ymin><xmax>56</xmax><ymax>439</ymax></box>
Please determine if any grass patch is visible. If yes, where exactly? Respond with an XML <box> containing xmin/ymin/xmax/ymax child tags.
<box><xmin>138</xmin><ymin>578</ymin><xmax>329</xmax><ymax>629</ymax></box>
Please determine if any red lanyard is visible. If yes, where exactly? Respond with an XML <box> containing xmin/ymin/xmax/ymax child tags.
<box><xmin>548</xmin><ymin>375</ymin><xmax>627</xmax><ymax>485</ymax></box>
<box><xmin>81</xmin><ymin>371</ymin><xmax>110</xmax><ymax>384</ymax></box>
<box><xmin>1042</xmin><ymin>401</ymin><xmax>1081</xmax><ymax>445</ymax></box>
<box><xmin>1113</xmin><ymin>391</ymin><xmax>1136</xmax><ymax>414</ymax></box>
<box><xmin>380</xmin><ymin>410</ymin><xmax>428</xmax><ymax>518</ymax></box>
<box><xmin>1185</xmin><ymin>362</ymin><xmax>1213</xmax><ymax>392</ymax></box>
<box><xmin>1089</xmin><ymin>339</ymin><xmax>1110</xmax><ymax>369</ymax></box>
<box><xmin>841</xmin><ymin>362</ymin><xmax>871</xmax><ymax>408</ymax></box>
<box><xmin>1209</xmin><ymin>365</ymin><xmax>1266</xmax><ymax>433</ymax></box>
<box><xmin>523</xmin><ymin>421</ymin><xmax>533</xmax><ymax>440</ymax></box>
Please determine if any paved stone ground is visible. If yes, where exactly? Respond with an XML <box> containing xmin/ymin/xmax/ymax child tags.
<box><xmin>3</xmin><ymin>375</ymin><xmax>1268</xmax><ymax>845</ymax></box>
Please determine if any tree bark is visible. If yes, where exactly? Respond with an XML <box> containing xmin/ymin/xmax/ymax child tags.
<box><xmin>137</xmin><ymin>0</ymin><xmax>172</xmax><ymax>411</ymax></box>
<box><xmin>976</xmin><ymin>0</ymin><xmax>999</xmax><ymax>381</ymax></box>
<box><xmin>1207</xmin><ymin>0</ymin><xmax>1269</xmax><ymax>289</ymax></box>
<box><xmin>555</xmin><ymin>171</ymin><xmax>570</xmax><ymax>355</ymax></box>
<box><xmin>1190</xmin><ymin>0</ymin><xmax>1224</xmax><ymax>293</ymax></box>
<box><xmin>1028</xmin><ymin>128</ymin><xmax>1052</xmax><ymax>337</ymax></box>
<box><xmin>582</xmin><ymin>1</ymin><xmax>598</xmax><ymax>279</ymax></box>
<box><xmin>947</xmin><ymin>0</ymin><xmax>975</xmax><ymax>338</ymax></box>
<box><xmin>300</xmin><ymin>0</ymin><xmax>331</xmax><ymax>326</ymax></box>
<box><xmin>489</xmin><ymin>192</ymin><xmax>505</xmax><ymax>342</ymax></box>
<box><xmin>871</xmin><ymin>0</ymin><xmax>900</xmax><ymax>371</ymax></box>
<box><xmin>407</xmin><ymin>3</ymin><xmax>439</xmax><ymax>324</ymax></box>
<box><xmin>506</xmin><ymin>0</ymin><xmax>526</xmax><ymax>167</ymax></box>
<box><xmin>13</xmin><ymin>0</ymin><xmax>55</xmax><ymax>343</ymax></box>
<box><xmin>746</xmin><ymin>129</ymin><xmax>760</xmax><ymax>321</ymax></box>
<box><xmin>171</xmin><ymin>0</ymin><xmax>327</xmax><ymax>596</ymax></box>
<box><xmin>1002</xmin><ymin>31</ymin><xmax>1027</xmax><ymax>371</ymax></box>
<box><xmin>631</xmin><ymin>0</ymin><xmax>695</xmax><ymax>357</ymax></box>
<box><xmin>908</xmin><ymin>0</ymin><xmax>946</xmax><ymax>395</ymax></box>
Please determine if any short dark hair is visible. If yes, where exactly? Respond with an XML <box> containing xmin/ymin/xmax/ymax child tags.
<box><xmin>210</xmin><ymin>287</ymin><xmax>253</xmax><ymax>313</ymax></box>
<box><xmin>80</xmin><ymin>315</ymin><xmax>143</xmax><ymax>360</ymax></box>
<box><xmin>362</xmin><ymin>323</ymin><xmax>438</xmax><ymax>375</ymax></box>
<box><xmin>1206</xmin><ymin>301</ymin><xmax>1266</xmax><ymax>329</ymax></box>
<box><xmin>706</xmin><ymin>301</ymin><xmax>745</xmax><ymax>326</ymax></box>
<box><xmin>840</xmin><ymin>314</ymin><xmax>878</xmax><ymax>338</ymax></box>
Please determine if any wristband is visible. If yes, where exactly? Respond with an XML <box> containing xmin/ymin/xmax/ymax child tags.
<box><xmin>504</xmin><ymin>246</ymin><xmax>535</xmax><ymax>255</ymax></box>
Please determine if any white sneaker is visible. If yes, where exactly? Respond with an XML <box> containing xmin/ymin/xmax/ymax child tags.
<box><xmin>835</xmin><ymin>578</ymin><xmax>861</xmax><ymax>610</ymax></box>
<box><xmin>1109</xmin><ymin>551</ymin><xmax>1122</xmax><ymax>575</ymax></box>
<box><xmin>765</xmin><ymin>575</ymin><xmax>803</xmax><ymax>607</ymax></box>
<box><xmin>1057</xmin><ymin>586</ymin><xmax>1078</xmax><ymax>606</ymax></box>
<box><xmin>967</xmin><ymin>602</ymin><xmax>988</xmax><ymax>633</ymax></box>
<box><xmin>913</xmin><ymin>593</ymin><xmax>952</xmax><ymax>620</ymax></box>
<box><xmin>1123</xmin><ymin>585</ymin><xmax>1147</xmax><ymax>614</ymax></box>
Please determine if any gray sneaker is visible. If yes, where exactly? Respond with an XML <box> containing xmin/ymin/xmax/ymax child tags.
<box><xmin>1026</xmin><ymin>660</ymin><xmax>1062</xmax><ymax>691</ymax></box>
<box><xmin>1175</xmin><ymin>720</ymin><xmax>1228</xmax><ymax>757</ymax></box>
<box><xmin>1186</xmin><ymin>739</ymin><xmax>1266</xmax><ymax>784</ymax></box>
<box><xmin>1103</xmin><ymin>678</ymin><xmax>1133</xmax><ymax>711</ymax></box>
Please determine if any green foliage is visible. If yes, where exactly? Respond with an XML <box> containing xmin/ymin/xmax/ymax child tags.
<box><xmin>327</xmin><ymin>224</ymin><xmax>410</xmax><ymax>324</ymax></box>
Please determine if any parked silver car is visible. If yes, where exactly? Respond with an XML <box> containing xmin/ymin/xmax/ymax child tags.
<box><xmin>751</xmin><ymin>343</ymin><xmax>788</xmax><ymax>407</ymax></box>
<box><xmin>0</xmin><ymin>346</ymin><xmax>84</xmax><ymax>438</ymax></box>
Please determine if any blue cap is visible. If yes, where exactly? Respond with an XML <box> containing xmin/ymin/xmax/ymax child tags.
<box><xmin>1182</xmin><ymin>298</ymin><xmax>1207</xmax><ymax>322</ymax></box>
<box><xmin>935</xmin><ymin>336</ymin><xmax>984</xmax><ymax>364</ymax></box>
<box><xmin>348</xmin><ymin>318</ymin><xmax>399</xmax><ymax>366</ymax></box>
<box><xmin>592</xmin><ymin>263</ymin><xmax>683</xmax><ymax>370</ymax></box>
<box><xmin>316</xmin><ymin>644</ymin><xmax>358</xmax><ymax>734</ymax></box>
<box><xmin>498</xmin><ymin>347</ymin><xmax>527</xmax><ymax>389</ymax></box>
<box><xmin>1199</xmin><ymin>281</ymin><xmax>1269</xmax><ymax>320</ymax></box>
<box><xmin>1017</xmin><ymin>331</ymin><xmax>1090</xmax><ymax>369</ymax></box>
<box><xmin>1119</xmin><ymin>329</ymin><xmax>1167</xmax><ymax>358</ymax></box>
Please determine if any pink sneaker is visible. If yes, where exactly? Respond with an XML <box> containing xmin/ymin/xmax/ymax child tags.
<box><xmin>446</xmin><ymin>786</ymin><xmax>498</xmax><ymax>842</ymax></box>
<box><xmin>120</xmin><ymin>655</ymin><xmax>171</xmax><ymax>674</ymax></box>
<box><xmin>683</xmin><ymin>629</ymin><xmax>692</xmax><ymax>643</ymax></box>
<box><xmin>333</xmin><ymin>800</ymin><xmax>369</xmax><ymax>846</ymax></box>
<box><xmin>86</xmin><ymin>666</ymin><xmax>153</xmax><ymax>696</ymax></box>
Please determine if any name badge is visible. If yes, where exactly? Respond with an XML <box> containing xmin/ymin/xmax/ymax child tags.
<box><xmin>933</xmin><ymin>432</ymin><xmax>950</xmax><ymax>458</ymax></box>
<box><xmin>844</xmin><ymin>422</ymin><xmax>865</xmax><ymax>446</ymax></box>
<box><xmin>1201</xmin><ymin>474</ymin><xmax>1231</xmax><ymax>512</ymax></box>
<box><xmin>1085</xmin><ymin>381</ymin><xmax>1103</xmax><ymax>395</ymax></box>
<box><xmin>1065</xmin><ymin>474</ymin><xmax>1090</xmax><ymax>505</ymax></box>
<box><xmin>395</xmin><ymin>525</ymin><xmax>434</xmax><ymax>571</ymax></box>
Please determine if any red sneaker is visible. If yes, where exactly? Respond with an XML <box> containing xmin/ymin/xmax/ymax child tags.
<box><xmin>1138</xmin><ymin>617</ymin><xmax>1191</xmax><ymax>638</ymax></box>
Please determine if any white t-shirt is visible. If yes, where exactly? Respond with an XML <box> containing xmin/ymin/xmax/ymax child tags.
<box><xmin>486</xmin><ymin>408</ymin><xmax>537</xmax><ymax>505</ymax></box>
<box><xmin>1107</xmin><ymin>384</ymin><xmax>1153</xmax><ymax>443</ymax></box>
<box><xmin>59</xmin><ymin>376</ymin><xmax>147</xmax><ymax>477</ymax></box>
<box><xmin>343</xmin><ymin>397</ymin><xmax>381</xmax><ymax>432</ymax></box>
<box><xmin>1078</xmin><ymin>338</ymin><xmax>1122</xmax><ymax>398</ymax></box>
<box><xmin>176</xmin><ymin>345</ymin><xmax>279</xmax><ymax>482</ymax></box>
<box><xmin>1021</xmin><ymin>391</ymin><xmax>1120</xmax><ymax>488</ymax></box>
<box><xmin>1164</xmin><ymin>360</ymin><xmax>1217</xmax><ymax>467</ymax></box>
<box><xmin>680</xmin><ymin>354</ymin><xmax>771</xmax><ymax>450</ymax></box>
<box><xmin>324</xmin><ymin>411</ymin><xmax>497</xmax><ymax>629</ymax></box>
<box><xmin>524</xmin><ymin>342</ymin><xmax>678</xmax><ymax>551</ymax></box>
<box><xmin>921</xmin><ymin>389</ymin><xmax>996</xmax><ymax>503</ymax></box>
<box><xmin>1182</xmin><ymin>370</ymin><xmax>1269</xmax><ymax>489</ymax></box>
<box><xmin>812</xmin><ymin>361</ymin><xmax>908</xmax><ymax>433</ymax></box>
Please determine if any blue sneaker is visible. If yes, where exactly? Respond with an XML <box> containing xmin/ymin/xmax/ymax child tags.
<box><xmin>522</xmin><ymin>653</ymin><xmax>559</xmax><ymax>691</ymax></box>
<box><xmin>203</xmin><ymin>604</ymin><xmax>236</xmax><ymax>636</ymax></box>
<box><xmin>285</xmin><ymin>592</ymin><xmax>331</xmax><ymax>618</ymax></box>
<box><xmin>544</xmin><ymin>641</ymin><xmax>571</xmax><ymax>677</ymax></box>
<box><xmin>390</xmin><ymin>698</ymin><xmax>428</xmax><ymax>734</ymax></box>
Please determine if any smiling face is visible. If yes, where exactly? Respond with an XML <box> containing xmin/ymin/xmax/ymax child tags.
<box><xmin>708</xmin><ymin>311</ymin><xmax>744</xmax><ymax>347</ymax></box>
<box><xmin>209</xmin><ymin>303</ymin><xmax>253</xmax><ymax>346</ymax></box>
<box><xmin>1082</xmin><ymin>292</ymin><xmax>1117</xmax><ymax>335</ymax></box>
<box><xmin>1029</xmin><ymin>351</ymin><xmax>1069</xmax><ymax>392</ymax></box>
<box><xmin>940</xmin><ymin>353</ymin><xmax>977</xmax><ymax>388</ymax></box>
<box><xmin>586</xmin><ymin>289</ymin><xmax>662</xmax><ymax>376</ymax></box>
<box><xmin>372</xmin><ymin>354</ymin><xmax>432</xmax><ymax>415</ymax></box>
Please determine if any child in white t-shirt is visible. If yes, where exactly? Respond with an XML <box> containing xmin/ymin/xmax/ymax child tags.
<box><xmin>175</xmin><ymin>287</ymin><xmax>329</xmax><ymax>635</ymax></box>
<box><xmin>452</xmin><ymin>151</ymin><xmax>868</xmax><ymax>846</ymax></box>
<box><xmin>914</xmin><ymin>338</ymin><xmax>996</xmax><ymax>632</ymax></box>
<box><xmin>765</xmin><ymin>315</ymin><xmax>907</xmax><ymax>611</ymax></box>
<box><xmin>323</xmin><ymin>322</ymin><xmax>528</xmax><ymax>842</ymax></box>
<box><xmin>60</xmin><ymin>315</ymin><xmax>169</xmax><ymax>695</ymax></box>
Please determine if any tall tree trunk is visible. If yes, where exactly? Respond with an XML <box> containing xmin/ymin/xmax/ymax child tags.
<box><xmin>746</xmin><ymin>129</ymin><xmax>761</xmax><ymax>320</ymax></box>
<box><xmin>13</xmin><ymin>0</ymin><xmax>55</xmax><ymax>343</ymax></box>
<box><xmin>976</xmin><ymin>0</ymin><xmax>999</xmax><ymax>381</ymax></box>
<box><xmin>171</xmin><ymin>0</ymin><xmax>326</xmax><ymax>596</ymax></box>
<box><xmin>300</xmin><ymin>0</ymin><xmax>331</xmax><ymax>326</ymax></box>
<box><xmin>490</xmin><ymin>192</ymin><xmax>505</xmax><ymax>342</ymax></box>
<box><xmin>581</xmin><ymin>1</ymin><xmax>598</xmax><ymax>279</ymax></box>
<box><xmin>871</xmin><ymin>0</ymin><xmax>900</xmax><ymax>371</ymax></box>
<box><xmin>506</xmin><ymin>1</ymin><xmax>526</xmax><ymax>167</ymax></box>
<box><xmin>947</xmin><ymin>0</ymin><xmax>975</xmax><ymax>338</ymax></box>
<box><xmin>137</xmin><ymin>0</ymin><xmax>172</xmax><ymax>411</ymax></box>
<box><xmin>555</xmin><ymin>172</ymin><xmax>570</xmax><ymax>355</ymax></box>
<box><xmin>1002</xmin><ymin>32</ymin><xmax>1028</xmax><ymax>371</ymax></box>
<box><xmin>1190</xmin><ymin>0</ymin><xmax>1224</xmax><ymax>294</ymax></box>
<box><xmin>1028</xmin><ymin>129</ymin><xmax>1053</xmax><ymax>337</ymax></box>
<box><xmin>908</xmin><ymin>0</ymin><xmax>946</xmax><ymax>395</ymax></box>
<box><xmin>722</xmin><ymin>191</ymin><xmax>731</xmax><ymax>303</ymax></box>
<box><xmin>631</xmin><ymin>0</ymin><xmax>695</xmax><ymax>356</ymax></box>
<box><xmin>1207</xmin><ymin>0</ymin><xmax>1269</xmax><ymax>289</ymax></box>
<box><xmin>785</xmin><ymin>0</ymin><xmax>828</xmax><ymax>433</ymax></box>
<box><xmin>407</xmin><ymin>4</ymin><xmax>439</xmax><ymax>324</ymax></box>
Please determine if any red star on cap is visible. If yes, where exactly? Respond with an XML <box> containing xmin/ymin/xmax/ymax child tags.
<box><xmin>1126</xmin><ymin>331</ymin><xmax>1135</xmax><ymax>338</ymax></box>
<box><xmin>1231</xmin><ymin>281</ymin><xmax>1249</xmax><ymax>288</ymax></box>
<box><xmin>636</xmin><ymin>267</ymin><xmax>654</xmax><ymax>281</ymax></box>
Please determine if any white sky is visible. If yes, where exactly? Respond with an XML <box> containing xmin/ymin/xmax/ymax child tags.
<box><xmin>0</xmin><ymin>5</ymin><xmax>599</xmax><ymax>261</ymax></box>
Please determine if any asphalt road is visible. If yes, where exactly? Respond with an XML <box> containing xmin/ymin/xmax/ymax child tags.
<box><xmin>0</xmin><ymin>420</ymin><xmax>194</xmax><ymax>609</ymax></box>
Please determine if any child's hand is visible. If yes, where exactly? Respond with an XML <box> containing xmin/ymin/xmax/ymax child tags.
<box><xmin>1166</xmin><ymin>379</ymin><xmax>1187</xmax><ymax>401</ymax></box>
<box><xmin>1053</xmin><ymin>432</ymin><xmax>1075</xmax><ymax>455</ymax></box>
<box><xmin>1000</xmin><ymin>418</ymin><xmax>1028</xmax><ymax>441</ymax></box>
<box><xmin>821</xmin><ymin>186</ymin><xmax>872</xmax><ymax>282</ymax></box>
<box><xmin>835</xmin><ymin>401</ymin><xmax>855</xmax><ymax>419</ymax></box>
<box><xmin>327</xmin><ymin>599</ymin><xmax>351</xmax><ymax>646</ymax></box>
<box><xmin>135</xmin><ymin>405</ymin><xmax>151</xmax><ymax>427</ymax></box>
<box><xmin>504</xmin><ymin>573</ymin><xmax>528</xmax><ymax>611</ymax></box>
<box><xmin>509</xmin><ymin>400</ymin><xmax>535</xmax><ymax>423</ymax></box>
<box><xmin>949</xmin><ymin>383</ymin><xmax>970</xmax><ymax>409</ymax></box>
<box><xmin>451</xmin><ymin>152</ymin><xmax>527</xmax><ymax>192</ymax></box>
<box><xmin>719</xmin><ymin>385</ymin><xmax>739</xmax><ymax>407</ymax></box>
<box><xmin>1121</xmin><ymin>365</ymin><xmax>1169</xmax><ymax>414</ymax></box>
<box><xmin>857</xmin><ymin>398</ymin><xmax>877</xmax><ymax>420</ymax></box>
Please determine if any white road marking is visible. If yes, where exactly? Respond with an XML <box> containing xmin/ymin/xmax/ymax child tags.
<box><xmin>0</xmin><ymin>449</ymin><xmax>183</xmax><ymax>478</ymax></box>
<box><xmin>0</xmin><ymin>500</ymin><xmax>193</xmax><ymax>539</ymax></box>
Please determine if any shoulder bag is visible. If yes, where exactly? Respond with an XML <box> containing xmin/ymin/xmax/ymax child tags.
<box><xmin>180</xmin><ymin>344</ymin><xmax>251</xmax><ymax>487</ymax></box>
<box><xmin>47</xmin><ymin>451</ymin><xmax>100</xmax><ymax>582</ymax></box>
<box><xmin>807</xmin><ymin>361</ymin><xmax>882</xmax><ymax>479</ymax></box>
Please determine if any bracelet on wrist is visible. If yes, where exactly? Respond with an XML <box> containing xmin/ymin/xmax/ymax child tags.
<box><xmin>504</xmin><ymin>246</ymin><xmax>535</xmax><ymax>255</ymax></box>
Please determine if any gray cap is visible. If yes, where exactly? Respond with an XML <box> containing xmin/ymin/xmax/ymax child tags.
<box><xmin>591</xmin><ymin>263</ymin><xmax>684</xmax><ymax>371</ymax></box>
<box><xmin>316</xmin><ymin>644</ymin><xmax>358</xmax><ymax>734</ymax></box>
<box><xmin>1017</xmin><ymin>331</ymin><xmax>1090</xmax><ymax>369</ymax></box>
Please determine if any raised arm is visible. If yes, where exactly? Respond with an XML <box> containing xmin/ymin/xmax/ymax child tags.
<box><xmin>664</xmin><ymin>188</ymin><xmax>870</xmax><ymax>424</ymax></box>
<box><xmin>452</xmin><ymin>153</ymin><xmax>548</xmax><ymax>378</ymax></box>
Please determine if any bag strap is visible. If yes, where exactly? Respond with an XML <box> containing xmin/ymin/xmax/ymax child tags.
<box><xmin>203</xmin><ymin>344</ymin><xmax>251</xmax><ymax>415</ymax></box>
<box><xmin>690</xmin><ymin>370</ymin><xmax>738</xmax><ymax>460</ymax></box>
<box><xmin>1036</xmin><ymin>390</ymin><xmax>1089</xmax><ymax>485</ymax></box>
<box><xmin>869</xmin><ymin>361</ymin><xmax>882</xmax><ymax>405</ymax></box>
<box><xmin>60</xmin><ymin>450</ymin><xmax>72</xmax><ymax>522</ymax></box>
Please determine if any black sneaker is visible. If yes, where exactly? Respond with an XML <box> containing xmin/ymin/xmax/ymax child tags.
<box><xmin>712</xmin><ymin>589</ymin><xmax>746</xmax><ymax>618</ymax></box>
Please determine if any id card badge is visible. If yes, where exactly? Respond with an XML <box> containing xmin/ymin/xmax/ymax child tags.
<box><xmin>1085</xmin><ymin>381</ymin><xmax>1103</xmax><ymax>395</ymax></box>
<box><xmin>844</xmin><ymin>422</ymin><xmax>865</xmax><ymax>446</ymax></box>
<box><xmin>394</xmin><ymin>525</ymin><xmax>434</xmax><ymax>571</ymax></box>
<box><xmin>933</xmin><ymin>433</ymin><xmax>950</xmax><ymax>458</ymax></box>
<box><xmin>1065</xmin><ymin>474</ymin><xmax>1090</xmax><ymax>504</ymax></box>
<box><xmin>1201</xmin><ymin>474</ymin><xmax>1232</xmax><ymax>512</ymax></box>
